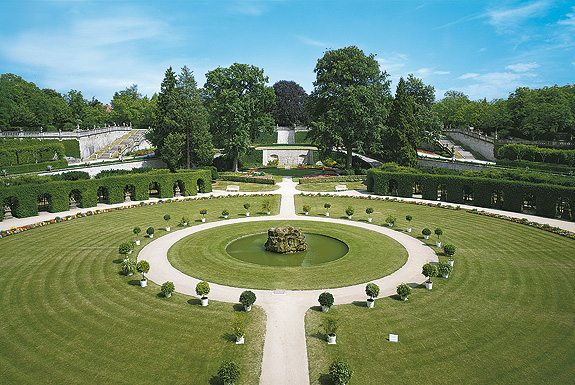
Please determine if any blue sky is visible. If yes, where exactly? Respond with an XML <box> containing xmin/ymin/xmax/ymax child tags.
<box><xmin>1</xmin><ymin>0</ymin><xmax>574</xmax><ymax>103</ymax></box>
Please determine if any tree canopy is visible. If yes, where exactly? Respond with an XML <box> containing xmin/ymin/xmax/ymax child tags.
<box><xmin>150</xmin><ymin>66</ymin><xmax>213</xmax><ymax>171</ymax></box>
<box><xmin>272</xmin><ymin>80</ymin><xmax>310</xmax><ymax>126</ymax></box>
<box><xmin>308</xmin><ymin>46</ymin><xmax>391</xmax><ymax>169</ymax></box>
<box><xmin>202</xmin><ymin>63</ymin><xmax>275</xmax><ymax>171</ymax></box>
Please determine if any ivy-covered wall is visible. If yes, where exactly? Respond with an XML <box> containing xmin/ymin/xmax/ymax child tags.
<box><xmin>367</xmin><ymin>169</ymin><xmax>575</xmax><ymax>220</ymax></box>
<box><xmin>0</xmin><ymin>169</ymin><xmax>211</xmax><ymax>220</ymax></box>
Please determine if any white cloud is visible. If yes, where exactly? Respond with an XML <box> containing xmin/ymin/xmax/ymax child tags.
<box><xmin>457</xmin><ymin>71</ymin><xmax>538</xmax><ymax>100</ymax></box>
<box><xmin>505</xmin><ymin>62</ymin><xmax>540</xmax><ymax>72</ymax></box>
<box><xmin>458</xmin><ymin>73</ymin><xmax>480</xmax><ymax>79</ymax></box>
<box><xmin>297</xmin><ymin>36</ymin><xmax>330</xmax><ymax>48</ymax></box>
<box><xmin>558</xmin><ymin>7</ymin><xmax>575</xmax><ymax>26</ymax></box>
<box><xmin>486</xmin><ymin>1</ymin><xmax>550</xmax><ymax>31</ymax></box>
<box><xmin>377</xmin><ymin>54</ymin><xmax>409</xmax><ymax>73</ymax></box>
<box><xmin>413</xmin><ymin>68</ymin><xmax>450</xmax><ymax>77</ymax></box>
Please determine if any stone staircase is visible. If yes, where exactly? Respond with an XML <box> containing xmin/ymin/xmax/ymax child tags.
<box><xmin>86</xmin><ymin>129</ymin><xmax>148</xmax><ymax>161</ymax></box>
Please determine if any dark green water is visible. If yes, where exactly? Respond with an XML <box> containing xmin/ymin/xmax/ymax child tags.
<box><xmin>226</xmin><ymin>232</ymin><xmax>349</xmax><ymax>267</ymax></box>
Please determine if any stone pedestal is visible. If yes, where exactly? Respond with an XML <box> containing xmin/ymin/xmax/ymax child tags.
<box><xmin>265</xmin><ymin>226</ymin><xmax>307</xmax><ymax>253</ymax></box>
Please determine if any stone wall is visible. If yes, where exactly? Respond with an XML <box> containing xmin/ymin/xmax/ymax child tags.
<box><xmin>418</xmin><ymin>157</ymin><xmax>495</xmax><ymax>172</ymax></box>
<box><xmin>444</xmin><ymin>129</ymin><xmax>496</xmax><ymax>160</ymax></box>
<box><xmin>260</xmin><ymin>148</ymin><xmax>314</xmax><ymax>166</ymax></box>
<box><xmin>39</xmin><ymin>158</ymin><xmax>166</xmax><ymax>178</ymax></box>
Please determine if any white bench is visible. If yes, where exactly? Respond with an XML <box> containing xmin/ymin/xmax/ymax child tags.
<box><xmin>226</xmin><ymin>185</ymin><xmax>240</xmax><ymax>192</ymax></box>
<box><xmin>335</xmin><ymin>184</ymin><xmax>348</xmax><ymax>192</ymax></box>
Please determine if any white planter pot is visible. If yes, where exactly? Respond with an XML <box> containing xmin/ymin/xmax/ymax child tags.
<box><xmin>347</xmin><ymin>215</ymin><xmax>352</xmax><ymax>219</ymax></box>
<box><xmin>321</xmin><ymin>305</ymin><xmax>329</xmax><ymax>312</ymax></box>
<box><xmin>140</xmin><ymin>279</ymin><xmax>147</xmax><ymax>287</ymax></box>
<box><xmin>127</xmin><ymin>272</ymin><xmax>133</xmax><ymax>276</ymax></box>
<box><xmin>135</xmin><ymin>239</ymin><xmax>140</xmax><ymax>246</ymax></box>
<box><xmin>406</xmin><ymin>227</ymin><xmax>411</xmax><ymax>233</ymax></box>
<box><xmin>223</xmin><ymin>215</ymin><xmax>228</xmax><ymax>219</ymax></box>
<box><xmin>183</xmin><ymin>222</ymin><xmax>188</xmax><ymax>226</ymax></box>
<box><xmin>201</xmin><ymin>297</ymin><xmax>209</xmax><ymax>306</ymax></box>
<box><xmin>443</xmin><ymin>273</ymin><xmax>449</xmax><ymax>279</ymax></box>
<box><xmin>448</xmin><ymin>259</ymin><xmax>454</xmax><ymax>267</ymax></box>
<box><xmin>201</xmin><ymin>218</ymin><xmax>206</xmax><ymax>222</ymax></box>
<box><xmin>327</xmin><ymin>334</ymin><xmax>337</xmax><ymax>344</ymax></box>
<box><xmin>164</xmin><ymin>292</ymin><xmax>171</xmax><ymax>298</ymax></box>
<box><xmin>236</xmin><ymin>336</ymin><xmax>244</xmax><ymax>344</ymax></box>
<box><xmin>245</xmin><ymin>212</ymin><xmax>250</xmax><ymax>217</ymax></box>
<box><xmin>403</xmin><ymin>297</ymin><xmax>408</xmax><ymax>301</ymax></box>
<box><xmin>166</xmin><ymin>226</ymin><xmax>170</xmax><ymax>232</ymax></box>
<box><xmin>244</xmin><ymin>304</ymin><xmax>252</xmax><ymax>312</ymax></box>
<box><xmin>325</xmin><ymin>212</ymin><xmax>329</xmax><ymax>217</ymax></box>
<box><xmin>149</xmin><ymin>234</ymin><xmax>153</xmax><ymax>238</ymax></box>
<box><xmin>388</xmin><ymin>223</ymin><xmax>393</xmax><ymax>227</ymax></box>
<box><xmin>266</xmin><ymin>211</ymin><xmax>270</xmax><ymax>215</ymax></box>
<box><xmin>425</xmin><ymin>281</ymin><xmax>433</xmax><ymax>290</ymax></box>
<box><xmin>423</xmin><ymin>235</ymin><xmax>429</xmax><ymax>239</ymax></box>
<box><xmin>305</xmin><ymin>212</ymin><xmax>309</xmax><ymax>215</ymax></box>
<box><xmin>367</xmin><ymin>298</ymin><xmax>374</xmax><ymax>308</ymax></box>
<box><xmin>436</xmin><ymin>241</ymin><xmax>442</xmax><ymax>248</ymax></box>
<box><xmin>367</xmin><ymin>217</ymin><xmax>372</xmax><ymax>223</ymax></box>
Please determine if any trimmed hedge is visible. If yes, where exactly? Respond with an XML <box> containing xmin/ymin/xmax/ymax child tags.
<box><xmin>498</xmin><ymin>143</ymin><xmax>575</xmax><ymax>166</ymax></box>
<box><xmin>299</xmin><ymin>175</ymin><xmax>366</xmax><ymax>184</ymax></box>
<box><xmin>496</xmin><ymin>159</ymin><xmax>575</xmax><ymax>174</ymax></box>
<box><xmin>1</xmin><ymin>160</ymin><xmax>68</xmax><ymax>175</ymax></box>
<box><xmin>219</xmin><ymin>175</ymin><xmax>275</xmax><ymax>185</ymax></box>
<box><xmin>0</xmin><ymin>169</ymin><xmax>211</xmax><ymax>220</ymax></box>
<box><xmin>367</xmin><ymin>168</ymin><xmax>575</xmax><ymax>220</ymax></box>
<box><xmin>0</xmin><ymin>140</ymin><xmax>65</xmax><ymax>166</ymax></box>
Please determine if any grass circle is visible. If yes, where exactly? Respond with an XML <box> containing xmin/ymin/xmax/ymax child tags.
<box><xmin>168</xmin><ymin>220</ymin><xmax>408</xmax><ymax>290</ymax></box>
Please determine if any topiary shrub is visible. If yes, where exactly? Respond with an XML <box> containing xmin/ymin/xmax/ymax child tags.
<box><xmin>422</xmin><ymin>228</ymin><xmax>431</xmax><ymax>238</ymax></box>
<box><xmin>345</xmin><ymin>206</ymin><xmax>354</xmax><ymax>218</ymax></box>
<box><xmin>118</xmin><ymin>241</ymin><xmax>133</xmax><ymax>257</ymax></box>
<box><xmin>218</xmin><ymin>360</ymin><xmax>240</xmax><ymax>385</ymax></box>
<box><xmin>329</xmin><ymin>359</ymin><xmax>354</xmax><ymax>385</ymax></box>
<box><xmin>422</xmin><ymin>263</ymin><xmax>438</xmax><ymax>283</ymax></box>
<box><xmin>365</xmin><ymin>282</ymin><xmax>380</xmax><ymax>299</ymax></box>
<box><xmin>303</xmin><ymin>204</ymin><xmax>311</xmax><ymax>214</ymax></box>
<box><xmin>318</xmin><ymin>292</ymin><xmax>334</xmax><ymax>309</ymax></box>
<box><xmin>121</xmin><ymin>259</ymin><xmax>136</xmax><ymax>275</ymax></box>
<box><xmin>195</xmin><ymin>281</ymin><xmax>210</xmax><ymax>297</ymax></box>
<box><xmin>443</xmin><ymin>243</ymin><xmax>457</xmax><ymax>258</ymax></box>
<box><xmin>397</xmin><ymin>283</ymin><xmax>412</xmax><ymax>300</ymax></box>
<box><xmin>161</xmin><ymin>281</ymin><xmax>175</xmax><ymax>297</ymax></box>
<box><xmin>239</xmin><ymin>290</ymin><xmax>257</xmax><ymax>308</ymax></box>
<box><xmin>322</xmin><ymin>317</ymin><xmax>338</xmax><ymax>336</ymax></box>
<box><xmin>146</xmin><ymin>227</ymin><xmax>155</xmax><ymax>237</ymax></box>
<box><xmin>385</xmin><ymin>215</ymin><xmax>396</xmax><ymax>226</ymax></box>
<box><xmin>435</xmin><ymin>228</ymin><xmax>443</xmax><ymax>240</ymax></box>
<box><xmin>437</xmin><ymin>261</ymin><xmax>453</xmax><ymax>277</ymax></box>
<box><xmin>136</xmin><ymin>260</ymin><xmax>150</xmax><ymax>280</ymax></box>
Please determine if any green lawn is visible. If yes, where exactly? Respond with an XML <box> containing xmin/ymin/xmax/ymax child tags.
<box><xmin>298</xmin><ymin>195</ymin><xmax>575</xmax><ymax>384</ymax></box>
<box><xmin>296</xmin><ymin>181</ymin><xmax>367</xmax><ymax>192</ymax></box>
<box><xmin>0</xmin><ymin>196</ymin><xmax>278</xmax><ymax>384</ymax></box>
<box><xmin>212</xmin><ymin>180</ymin><xmax>280</xmax><ymax>192</ymax></box>
<box><xmin>168</xmin><ymin>220</ymin><xmax>407</xmax><ymax>290</ymax></box>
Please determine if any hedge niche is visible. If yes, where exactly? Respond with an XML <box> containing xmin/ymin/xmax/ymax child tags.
<box><xmin>0</xmin><ymin>169</ymin><xmax>211</xmax><ymax>220</ymax></box>
<box><xmin>367</xmin><ymin>168</ymin><xmax>575</xmax><ymax>220</ymax></box>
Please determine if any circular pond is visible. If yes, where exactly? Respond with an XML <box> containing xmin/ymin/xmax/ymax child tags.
<box><xmin>226</xmin><ymin>232</ymin><xmax>348</xmax><ymax>267</ymax></box>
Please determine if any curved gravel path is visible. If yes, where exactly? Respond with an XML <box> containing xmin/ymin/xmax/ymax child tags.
<box><xmin>138</xmin><ymin>177</ymin><xmax>437</xmax><ymax>385</ymax></box>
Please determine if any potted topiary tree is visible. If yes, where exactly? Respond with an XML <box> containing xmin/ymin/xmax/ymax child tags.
<box><xmin>218</xmin><ymin>361</ymin><xmax>240</xmax><ymax>385</ymax></box>
<box><xmin>330</xmin><ymin>359</ymin><xmax>353</xmax><ymax>385</ymax></box>
<box><xmin>303</xmin><ymin>204</ymin><xmax>311</xmax><ymax>215</ymax></box>
<box><xmin>196</xmin><ymin>281</ymin><xmax>210</xmax><ymax>306</ymax></box>
<box><xmin>118</xmin><ymin>241</ymin><xmax>133</xmax><ymax>260</ymax></box>
<box><xmin>222</xmin><ymin>209</ymin><xmax>229</xmax><ymax>219</ymax></box>
<box><xmin>179</xmin><ymin>216</ymin><xmax>190</xmax><ymax>227</ymax></box>
<box><xmin>365</xmin><ymin>282</ymin><xmax>380</xmax><ymax>308</ymax></box>
<box><xmin>239</xmin><ymin>290</ymin><xmax>257</xmax><ymax>311</ymax></box>
<box><xmin>396</xmin><ymin>283</ymin><xmax>412</xmax><ymax>300</ymax></box>
<box><xmin>199</xmin><ymin>208</ymin><xmax>207</xmax><ymax>222</ymax></box>
<box><xmin>136</xmin><ymin>260</ymin><xmax>150</xmax><ymax>287</ymax></box>
<box><xmin>405</xmin><ymin>215</ymin><xmax>413</xmax><ymax>232</ymax></box>
<box><xmin>435</xmin><ymin>228</ymin><xmax>443</xmax><ymax>248</ymax></box>
<box><xmin>422</xmin><ymin>228</ymin><xmax>431</xmax><ymax>239</ymax></box>
<box><xmin>146</xmin><ymin>226</ymin><xmax>155</xmax><ymax>238</ymax></box>
<box><xmin>324</xmin><ymin>202</ymin><xmax>331</xmax><ymax>216</ymax></box>
<box><xmin>366</xmin><ymin>207</ymin><xmax>374</xmax><ymax>223</ymax></box>
<box><xmin>322</xmin><ymin>317</ymin><xmax>338</xmax><ymax>344</ymax></box>
<box><xmin>437</xmin><ymin>261</ymin><xmax>453</xmax><ymax>278</ymax></box>
<box><xmin>133</xmin><ymin>226</ymin><xmax>141</xmax><ymax>245</ymax></box>
<box><xmin>345</xmin><ymin>206</ymin><xmax>354</xmax><ymax>219</ymax></box>
<box><xmin>443</xmin><ymin>244</ymin><xmax>457</xmax><ymax>266</ymax></box>
<box><xmin>422</xmin><ymin>263</ymin><xmax>438</xmax><ymax>290</ymax></box>
<box><xmin>231</xmin><ymin>314</ymin><xmax>245</xmax><ymax>344</ymax></box>
<box><xmin>318</xmin><ymin>292</ymin><xmax>334</xmax><ymax>312</ymax></box>
<box><xmin>163</xmin><ymin>214</ymin><xmax>171</xmax><ymax>231</ymax></box>
<box><xmin>262</xmin><ymin>199</ymin><xmax>272</xmax><ymax>215</ymax></box>
<box><xmin>161</xmin><ymin>281</ymin><xmax>175</xmax><ymax>298</ymax></box>
<box><xmin>386</xmin><ymin>215</ymin><xmax>396</xmax><ymax>227</ymax></box>
<box><xmin>121</xmin><ymin>258</ymin><xmax>136</xmax><ymax>276</ymax></box>
<box><xmin>243</xmin><ymin>203</ymin><xmax>251</xmax><ymax>216</ymax></box>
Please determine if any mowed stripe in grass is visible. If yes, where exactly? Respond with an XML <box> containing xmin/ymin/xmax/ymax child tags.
<box><xmin>0</xmin><ymin>197</ymin><xmax>274</xmax><ymax>384</ymax></box>
<box><xmin>300</xmin><ymin>196</ymin><xmax>575</xmax><ymax>384</ymax></box>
